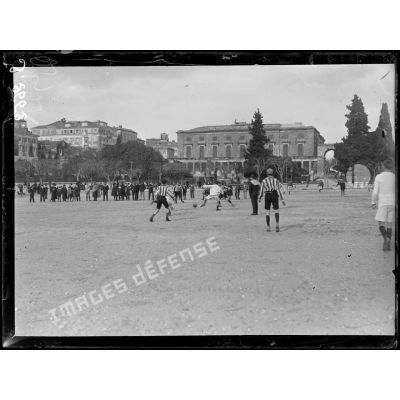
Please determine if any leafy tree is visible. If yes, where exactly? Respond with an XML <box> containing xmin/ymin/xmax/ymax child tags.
<box><xmin>335</xmin><ymin>94</ymin><xmax>373</xmax><ymax>183</ymax></box>
<box><xmin>99</xmin><ymin>159</ymin><xmax>123</xmax><ymax>182</ymax></box>
<box><xmin>162</xmin><ymin>162</ymin><xmax>192</xmax><ymax>182</ymax></box>
<box><xmin>15</xmin><ymin>159</ymin><xmax>35</xmax><ymax>184</ymax></box>
<box><xmin>79</xmin><ymin>159</ymin><xmax>105</xmax><ymax>182</ymax></box>
<box><xmin>266</xmin><ymin>156</ymin><xmax>286</xmax><ymax>182</ymax></box>
<box><xmin>245</xmin><ymin>109</ymin><xmax>272</xmax><ymax>178</ymax></box>
<box><xmin>102</xmin><ymin>141</ymin><xmax>165</xmax><ymax>181</ymax></box>
<box><xmin>61</xmin><ymin>149</ymin><xmax>97</xmax><ymax>181</ymax></box>
<box><xmin>33</xmin><ymin>158</ymin><xmax>56</xmax><ymax>183</ymax></box>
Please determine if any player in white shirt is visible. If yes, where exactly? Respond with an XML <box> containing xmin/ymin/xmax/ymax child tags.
<box><xmin>371</xmin><ymin>159</ymin><xmax>395</xmax><ymax>251</ymax></box>
<box><xmin>200</xmin><ymin>182</ymin><xmax>233</xmax><ymax>211</ymax></box>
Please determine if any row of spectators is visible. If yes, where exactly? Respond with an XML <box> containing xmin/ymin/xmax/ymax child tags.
<box><xmin>16</xmin><ymin>181</ymin><xmax>203</xmax><ymax>202</ymax></box>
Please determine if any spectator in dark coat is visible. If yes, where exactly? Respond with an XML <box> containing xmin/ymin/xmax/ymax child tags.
<box><xmin>29</xmin><ymin>185</ymin><xmax>35</xmax><ymax>203</ymax></box>
<box><xmin>62</xmin><ymin>185</ymin><xmax>67</xmax><ymax>202</ymax></box>
<box><xmin>148</xmin><ymin>182</ymin><xmax>154</xmax><ymax>200</ymax></box>
<box><xmin>249</xmin><ymin>174</ymin><xmax>261</xmax><ymax>215</ymax></box>
<box><xmin>112</xmin><ymin>183</ymin><xmax>118</xmax><ymax>200</ymax></box>
<box><xmin>134</xmin><ymin>183</ymin><xmax>140</xmax><ymax>200</ymax></box>
<box><xmin>139</xmin><ymin>182</ymin><xmax>146</xmax><ymax>200</ymax></box>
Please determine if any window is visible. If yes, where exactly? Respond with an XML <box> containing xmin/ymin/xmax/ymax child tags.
<box><xmin>298</xmin><ymin>143</ymin><xmax>304</xmax><ymax>157</ymax></box>
<box><xmin>212</xmin><ymin>145</ymin><xmax>218</xmax><ymax>158</ymax></box>
<box><xmin>185</xmin><ymin>146</ymin><xmax>192</xmax><ymax>158</ymax></box>
<box><xmin>282</xmin><ymin>143</ymin><xmax>289</xmax><ymax>158</ymax></box>
<box><xmin>199</xmin><ymin>136</ymin><xmax>205</xmax><ymax>142</ymax></box>
<box><xmin>199</xmin><ymin>145</ymin><xmax>205</xmax><ymax>159</ymax></box>
<box><xmin>239</xmin><ymin>145</ymin><xmax>246</xmax><ymax>158</ymax></box>
<box><xmin>212</xmin><ymin>136</ymin><xmax>218</xmax><ymax>142</ymax></box>
<box><xmin>185</xmin><ymin>136</ymin><xmax>192</xmax><ymax>142</ymax></box>
<box><xmin>268</xmin><ymin>144</ymin><xmax>274</xmax><ymax>153</ymax></box>
<box><xmin>226</xmin><ymin>135</ymin><xmax>232</xmax><ymax>141</ymax></box>
<box><xmin>226</xmin><ymin>145</ymin><xmax>232</xmax><ymax>158</ymax></box>
<box><xmin>239</xmin><ymin>135</ymin><xmax>245</xmax><ymax>140</ymax></box>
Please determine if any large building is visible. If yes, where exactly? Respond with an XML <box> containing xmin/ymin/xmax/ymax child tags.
<box><xmin>146</xmin><ymin>133</ymin><xmax>178</xmax><ymax>160</ymax></box>
<box><xmin>114</xmin><ymin>125</ymin><xmax>138</xmax><ymax>143</ymax></box>
<box><xmin>176</xmin><ymin>121</ymin><xmax>325</xmax><ymax>178</ymax></box>
<box><xmin>31</xmin><ymin>118</ymin><xmax>140</xmax><ymax>150</ymax></box>
<box><xmin>14</xmin><ymin>119</ymin><xmax>39</xmax><ymax>161</ymax></box>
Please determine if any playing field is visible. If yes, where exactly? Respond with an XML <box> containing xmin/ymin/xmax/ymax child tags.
<box><xmin>14</xmin><ymin>187</ymin><xmax>395</xmax><ymax>336</ymax></box>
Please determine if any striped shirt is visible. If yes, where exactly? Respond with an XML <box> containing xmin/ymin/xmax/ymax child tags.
<box><xmin>155</xmin><ymin>185</ymin><xmax>175</xmax><ymax>199</ymax></box>
<box><xmin>259</xmin><ymin>176</ymin><xmax>284</xmax><ymax>200</ymax></box>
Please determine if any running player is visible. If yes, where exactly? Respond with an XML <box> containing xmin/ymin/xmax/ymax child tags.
<box><xmin>259</xmin><ymin>168</ymin><xmax>286</xmax><ymax>232</ymax></box>
<box><xmin>371</xmin><ymin>159</ymin><xmax>395</xmax><ymax>251</ymax></box>
<box><xmin>149</xmin><ymin>179</ymin><xmax>174</xmax><ymax>222</ymax></box>
<box><xmin>200</xmin><ymin>182</ymin><xmax>233</xmax><ymax>211</ymax></box>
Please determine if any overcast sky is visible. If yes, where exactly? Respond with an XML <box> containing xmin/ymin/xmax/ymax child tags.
<box><xmin>15</xmin><ymin>64</ymin><xmax>395</xmax><ymax>144</ymax></box>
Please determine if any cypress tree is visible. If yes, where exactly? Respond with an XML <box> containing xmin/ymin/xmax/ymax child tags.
<box><xmin>245</xmin><ymin>109</ymin><xmax>271</xmax><ymax>177</ymax></box>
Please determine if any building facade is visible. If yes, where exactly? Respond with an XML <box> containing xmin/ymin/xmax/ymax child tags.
<box><xmin>146</xmin><ymin>133</ymin><xmax>178</xmax><ymax>160</ymax></box>
<box><xmin>176</xmin><ymin>121</ymin><xmax>325</xmax><ymax>178</ymax></box>
<box><xmin>14</xmin><ymin>119</ymin><xmax>39</xmax><ymax>161</ymax></box>
<box><xmin>114</xmin><ymin>125</ymin><xmax>138</xmax><ymax>143</ymax></box>
<box><xmin>32</xmin><ymin>118</ymin><xmax>140</xmax><ymax>150</ymax></box>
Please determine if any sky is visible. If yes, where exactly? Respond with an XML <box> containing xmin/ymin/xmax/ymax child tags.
<box><xmin>14</xmin><ymin>64</ymin><xmax>395</xmax><ymax>144</ymax></box>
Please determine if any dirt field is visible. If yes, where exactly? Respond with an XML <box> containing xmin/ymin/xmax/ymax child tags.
<box><xmin>14</xmin><ymin>187</ymin><xmax>395</xmax><ymax>336</ymax></box>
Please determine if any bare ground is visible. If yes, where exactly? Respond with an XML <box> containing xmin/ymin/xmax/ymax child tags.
<box><xmin>14</xmin><ymin>188</ymin><xmax>395</xmax><ymax>336</ymax></box>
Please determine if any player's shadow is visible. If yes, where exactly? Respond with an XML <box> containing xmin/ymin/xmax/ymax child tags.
<box><xmin>278</xmin><ymin>223</ymin><xmax>306</xmax><ymax>231</ymax></box>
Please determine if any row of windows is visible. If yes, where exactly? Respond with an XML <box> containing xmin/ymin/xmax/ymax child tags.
<box><xmin>185</xmin><ymin>144</ymin><xmax>247</xmax><ymax>159</ymax></box>
<box><xmin>60</xmin><ymin>128</ymin><xmax>100</xmax><ymax>134</ymax></box>
<box><xmin>183</xmin><ymin>134</ymin><xmax>307</xmax><ymax>143</ymax></box>
<box><xmin>184</xmin><ymin>143</ymin><xmax>305</xmax><ymax>159</ymax></box>
<box><xmin>185</xmin><ymin>135</ymin><xmax>246</xmax><ymax>142</ymax></box>
<box><xmin>271</xmin><ymin>143</ymin><xmax>304</xmax><ymax>157</ymax></box>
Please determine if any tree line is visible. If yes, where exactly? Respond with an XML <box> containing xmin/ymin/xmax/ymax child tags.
<box><xmin>15</xmin><ymin>139</ymin><xmax>192</xmax><ymax>184</ymax></box>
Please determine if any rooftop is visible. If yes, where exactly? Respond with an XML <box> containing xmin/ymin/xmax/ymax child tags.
<box><xmin>32</xmin><ymin>120</ymin><xmax>100</xmax><ymax>129</ymax></box>
<box><xmin>14</xmin><ymin>127</ymin><xmax>38</xmax><ymax>137</ymax></box>
<box><xmin>177</xmin><ymin>122</ymin><xmax>319</xmax><ymax>134</ymax></box>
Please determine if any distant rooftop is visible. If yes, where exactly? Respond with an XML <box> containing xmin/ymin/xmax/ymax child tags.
<box><xmin>32</xmin><ymin>120</ymin><xmax>101</xmax><ymax>129</ymax></box>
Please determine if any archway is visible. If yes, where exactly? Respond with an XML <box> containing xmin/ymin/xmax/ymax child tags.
<box><xmin>317</xmin><ymin>145</ymin><xmax>337</xmax><ymax>187</ymax></box>
<box><xmin>345</xmin><ymin>164</ymin><xmax>371</xmax><ymax>188</ymax></box>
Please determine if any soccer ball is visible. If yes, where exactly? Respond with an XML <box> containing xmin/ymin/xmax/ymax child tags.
<box><xmin>193</xmin><ymin>203</ymin><xmax>198</xmax><ymax>208</ymax></box>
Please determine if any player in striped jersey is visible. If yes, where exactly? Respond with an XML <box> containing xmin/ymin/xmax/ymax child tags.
<box><xmin>259</xmin><ymin>168</ymin><xmax>286</xmax><ymax>232</ymax></box>
<box><xmin>149</xmin><ymin>179</ymin><xmax>174</xmax><ymax>222</ymax></box>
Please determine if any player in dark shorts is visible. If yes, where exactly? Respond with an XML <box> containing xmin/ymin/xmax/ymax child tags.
<box><xmin>259</xmin><ymin>168</ymin><xmax>286</xmax><ymax>232</ymax></box>
<box><xmin>149</xmin><ymin>179</ymin><xmax>173</xmax><ymax>222</ymax></box>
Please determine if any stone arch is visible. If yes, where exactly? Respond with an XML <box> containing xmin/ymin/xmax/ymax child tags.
<box><xmin>316</xmin><ymin>143</ymin><xmax>336</xmax><ymax>184</ymax></box>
